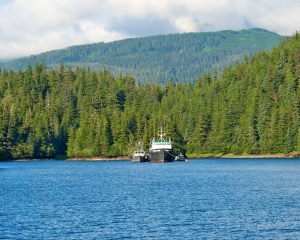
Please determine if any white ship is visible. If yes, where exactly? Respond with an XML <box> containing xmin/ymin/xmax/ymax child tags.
<box><xmin>149</xmin><ymin>127</ymin><xmax>174</xmax><ymax>162</ymax></box>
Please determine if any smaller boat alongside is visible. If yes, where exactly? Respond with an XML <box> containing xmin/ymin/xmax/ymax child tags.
<box><xmin>174</xmin><ymin>151</ymin><xmax>186</xmax><ymax>161</ymax></box>
<box><xmin>132</xmin><ymin>142</ymin><xmax>147</xmax><ymax>162</ymax></box>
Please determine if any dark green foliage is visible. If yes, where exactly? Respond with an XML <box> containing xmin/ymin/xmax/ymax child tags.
<box><xmin>3</xmin><ymin>29</ymin><xmax>286</xmax><ymax>85</ymax></box>
<box><xmin>1</xmin><ymin>32</ymin><xmax>300</xmax><ymax>160</ymax></box>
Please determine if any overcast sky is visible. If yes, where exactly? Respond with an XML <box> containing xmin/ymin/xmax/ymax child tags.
<box><xmin>0</xmin><ymin>0</ymin><xmax>299</xmax><ymax>60</ymax></box>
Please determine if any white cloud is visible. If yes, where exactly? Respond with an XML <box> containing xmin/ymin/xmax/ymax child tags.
<box><xmin>0</xmin><ymin>0</ymin><xmax>299</xmax><ymax>60</ymax></box>
<box><xmin>174</xmin><ymin>17</ymin><xmax>214</xmax><ymax>32</ymax></box>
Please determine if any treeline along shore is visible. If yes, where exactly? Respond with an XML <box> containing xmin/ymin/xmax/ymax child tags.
<box><xmin>1</xmin><ymin>32</ymin><xmax>300</xmax><ymax>161</ymax></box>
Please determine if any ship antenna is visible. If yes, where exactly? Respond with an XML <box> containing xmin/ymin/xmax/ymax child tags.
<box><xmin>158</xmin><ymin>125</ymin><xmax>165</xmax><ymax>141</ymax></box>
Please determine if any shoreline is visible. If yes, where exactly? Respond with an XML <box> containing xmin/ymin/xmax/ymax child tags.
<box><xmin>66</xmin><ymin>156</ymin><xmax>130</xmax><ymax>161</ymax></box>
<box><xmin>222</xmin><ymin>153</ymin><xmax>300</xmax><ymax>158</ymax></box>
<box><xmin>1</xmin><ymin>153</ymin><xmax>299</xmax><ymax>162</ymax></box>
<box><xmin>189</xmin><ymin>153</ymin><xmax>300</xmax><ymax>159</ymax></box>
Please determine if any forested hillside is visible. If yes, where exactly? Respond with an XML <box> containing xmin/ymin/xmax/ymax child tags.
<box><xmin>3</xmin><ymin>28</ymin><xmax>286</xmax><ymax>85</ymax></box>
<box><xmin>0</xmin><ymin>32</ymin><xmax>299</xmax><ymax>160</ymax></box>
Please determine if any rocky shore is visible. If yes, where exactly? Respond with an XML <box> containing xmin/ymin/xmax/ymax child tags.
<box><xmin>188</xmin><ymin>153</ymin><xmax>300</xmax><ymax>159</ymax></box>
<box><xmin>66</xmin><ymin>156</ymin><xmax>130</xmax><ymax>161</ymax></box>
<box><xmin>3</xmin><ymin>153</ymin><xmax>299</xmax><ymax>162</ymax></box>
<box><xmin>221</xmin><ymin>153</ymin><xmax>300</xmax><ymax>158</ymax></box>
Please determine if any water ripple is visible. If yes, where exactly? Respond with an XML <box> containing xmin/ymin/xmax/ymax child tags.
<box><xmin>1</xmin><ymin>159</ymin><xmax>300</xmax><ymax>239</ymax></box>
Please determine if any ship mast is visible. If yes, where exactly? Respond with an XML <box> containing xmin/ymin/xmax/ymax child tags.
<box><xmin>158</xmin><ymin>126</ymin><xmax>165</xmax><ymax>141</ymax></box>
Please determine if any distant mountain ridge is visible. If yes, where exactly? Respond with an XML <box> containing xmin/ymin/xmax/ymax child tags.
<box><xmin>3</xmin><ymin>28</ymin><xmax>287</xmax><ymax>84</ymax></box>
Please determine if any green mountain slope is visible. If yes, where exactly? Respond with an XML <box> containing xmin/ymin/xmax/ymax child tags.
<box><xmin>4</xmin><ymin>28</ymin><xmax>286</xmax><ymax>84</ymax></box>
<box><xmin>1</xmin><ymin>32</ymin><xmax>300</xmax><ymax>160</ymax></box>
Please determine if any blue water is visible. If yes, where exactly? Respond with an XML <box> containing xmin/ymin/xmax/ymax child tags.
<box><xmin>1</xmin><ymin>159</ymin><xmax>300</xmax><ymax>239</ymax></box>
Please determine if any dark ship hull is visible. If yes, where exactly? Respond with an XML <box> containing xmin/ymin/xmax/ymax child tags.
<box><xmin>149</xmin><ymin>149</ymin><xmax>174</xmax><ymax>162</ymax></box>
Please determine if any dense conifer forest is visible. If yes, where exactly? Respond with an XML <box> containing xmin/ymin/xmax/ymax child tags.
<box><xmin>0</xmin><ymin>32</ymin><xmax>299</xmax><ymax>160</ymax></box>
<box><xmin>3</xmin><ymin>28</ymin><xmax>286</xmax><ymax>85</ymax></box>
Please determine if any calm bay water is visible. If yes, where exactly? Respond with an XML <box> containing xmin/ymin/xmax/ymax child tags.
<box><xmin>1</xmin><ymin>159</ymin><xmax>300</xmax><ymax>239</ymax></box>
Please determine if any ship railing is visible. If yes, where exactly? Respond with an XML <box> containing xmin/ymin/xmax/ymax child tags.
<box><xmin>152</xmin><ymin>142</ymin><xmax>172</xmax><ymax>145</ymax></box>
